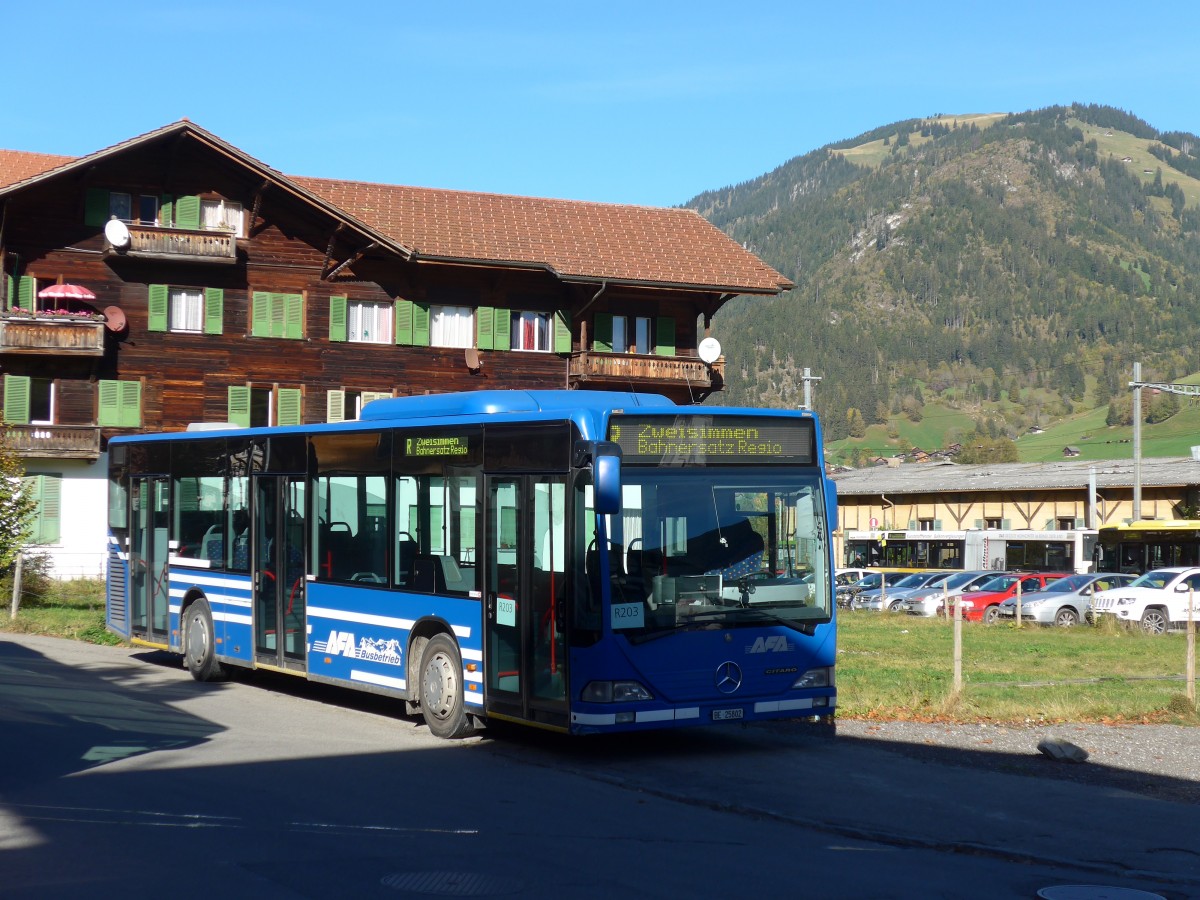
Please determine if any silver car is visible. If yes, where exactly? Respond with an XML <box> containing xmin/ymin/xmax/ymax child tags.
<box><xmin>892</xmin><ymin>571</ymin><xmax>997</xmax><ymax>616</ymax></box>
<box><xmin>995</xmin><ymin>572</ymin><xmax>1136</xmax><ymax>626</ymax></box>
<box><xmin>851</xmin><ymin>571</ymin><xmax>950</xmax><ymax>611</ymax></box>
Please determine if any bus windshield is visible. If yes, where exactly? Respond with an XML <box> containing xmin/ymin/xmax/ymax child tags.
<box><xmin>582</xmin><ymin>470</ymin><xmax>830</xmax><ymax>639</ymax></box>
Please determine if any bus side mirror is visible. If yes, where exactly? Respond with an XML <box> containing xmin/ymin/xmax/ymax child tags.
<box><xmin>594</xmin><ymin>450</ymin><xmax>622</xmax><ymax>515</ymax></box>
<box><xmin>575</xmin><ymin>439</ymin><xmax>622</xmax><ymax>514</ymax></box>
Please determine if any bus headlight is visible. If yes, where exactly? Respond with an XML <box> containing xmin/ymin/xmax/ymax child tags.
<box><xmin>580</xmin><ymin>680</ymin><xmax>654</xmax><ymax>702</ymax></box>
<box><xmin>792</xmin><ymin>667</ymin><xmax>834</xmax><ymax>690</ymax></box>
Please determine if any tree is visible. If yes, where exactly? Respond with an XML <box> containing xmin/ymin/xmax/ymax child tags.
<box><xmin>0</xmin><ymin>432</ymin><xmax>36</xmax><ymax>573</ymax></box>
<box><xmin>847</xmin><ymin>407</ymin><xmax>867</xmax><ymax>438</ymax></box>
<box><xmin>957</xmin><ymin>432</ymin><xmax>1019</xmax><ymax>464</ymax></box>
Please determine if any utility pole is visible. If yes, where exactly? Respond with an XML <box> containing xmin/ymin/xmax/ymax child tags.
<box><xmin>799</xmin><ymin>367</ymin><xmax>822</xmax><ymax>410</ymax></box>
<box><xmin>1129</xmin><ymin>365</ymin><xmax>1200</xmax><ymax>522</ymax></box>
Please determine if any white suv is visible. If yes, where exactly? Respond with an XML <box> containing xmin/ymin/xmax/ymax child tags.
<box><xmin>1090</xmin><ymin>567</ymin><xmax>1200</xmax><ymax>634</ymax></box>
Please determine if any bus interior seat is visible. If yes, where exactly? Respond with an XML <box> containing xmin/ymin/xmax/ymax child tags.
<box><xmin>396</xmin><ymin>538</ymin><xmax>418</xmax><ymax>586</ymax></box>
<box><xmin>201</xmin><ymin>525</ymin><xmax>224</xmax><ymax>564</ymax></box>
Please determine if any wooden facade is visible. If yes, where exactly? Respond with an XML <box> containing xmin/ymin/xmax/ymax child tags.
<box><xmin>0</xmin><ymin>121</ymin><xmax>790</xmax><ymax>575</ymax></box>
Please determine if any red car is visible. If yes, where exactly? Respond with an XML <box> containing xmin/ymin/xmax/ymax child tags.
<box><xmin>942</xmin><ymin>573</ymin><xmax>1068</xmax><ymax>624</ymax></box>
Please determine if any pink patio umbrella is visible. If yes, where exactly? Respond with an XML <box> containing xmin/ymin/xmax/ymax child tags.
<box><xmin>35</xmin><ymin>283</ymin><xmax>97</xmax><ymax>313</ymax></box>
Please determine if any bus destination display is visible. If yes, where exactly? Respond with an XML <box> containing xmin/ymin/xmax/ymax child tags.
<box><xmin>608</xmin><ymin>415</ymin><xmax>814</xmax><ymax>466</ymax></box>
<box><xmin>404</xmin><ymin>435</ymin><xmax>471</xmax><ymax>457</ymax></box>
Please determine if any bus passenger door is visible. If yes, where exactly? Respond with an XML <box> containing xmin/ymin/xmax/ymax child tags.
<box><xmin>252</xmin><ymin>475</ymin><xmax>307</xmax><ymax>670</ymax></box>
<box><xmin>129</xmin><ymin>476</ymin><xmax>170</xmax><ymax>645</ymax></box>
<box><xmin>483</xmin><ymin>476</ymin><xmax>568</xmax><ymax>727</ymax></box>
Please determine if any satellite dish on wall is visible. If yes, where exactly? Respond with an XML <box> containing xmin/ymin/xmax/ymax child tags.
<box><xmin>104</xmin><ymin>218</ymin><xmax>131</xmax><ymax>249</ymax></box>
<box><xmin>697</xmin><ymin>337</ymin><xmax>722</xmax><ymax>364</ymax></box>
<box><xmin>103</xmin><ymin>306</ymin><xmax>127</xmax><ymax>333</ymax></box>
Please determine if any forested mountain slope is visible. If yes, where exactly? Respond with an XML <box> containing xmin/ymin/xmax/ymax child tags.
<box><xmin>686</xmin><ymin>105</ymin><xmax>1200</xmax><ymax>461</ymax></box>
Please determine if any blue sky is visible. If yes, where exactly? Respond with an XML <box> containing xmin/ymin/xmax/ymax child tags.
<box><xmin>6</xmin><ymin>1</ymin><xmax>1198</xmax><ymax>207</ymax></box>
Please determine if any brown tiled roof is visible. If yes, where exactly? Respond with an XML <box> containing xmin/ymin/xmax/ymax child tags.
<box><xmin>0</xmin><ymin>150</ymin><xmax>75</xmax><ymax>188</ymax></box>
<box><xmin>293</xmin><ymin>177</ymin><xmax>791</xmax><ymax>294</ymax></box>
<box><xmin>0</xmin><ymin>125</ymin><xmax>791</xmax><ymax>295</ymax></box>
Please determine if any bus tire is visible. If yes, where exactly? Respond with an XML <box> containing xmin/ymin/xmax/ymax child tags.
<box><xmin>419</xmin><ymin>633</ymin><xmax>474</xmax><ymax>739</ymax></box>
<box><xmin>183</xmin><ymin>597</ymin><xmax>224</xmax><ymax>682</ymax></box>
<box><xmin>1139</xmin><ymin>607</ymin><xmax>1168</xmax><ymax>635</ymax></box>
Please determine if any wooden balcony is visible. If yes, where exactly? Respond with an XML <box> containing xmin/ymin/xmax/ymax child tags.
<box><xmin>105</xmin><ymin>223</ymin><xmax>238</xmax><ymax>264</ymax></box>
<box><xmin>0</xmin><ymin>315</ymin><xmax>106</xmax><ymax>356</ymax></box>
<box><xmin>569</xmin><ymin>351</ymin><xmax>725</xmax><ymax>390</ymax></box>
<box><xmin>3</xmin><ymin>424</ymin><xmax>101</xmax><ymax>459</ymax></box>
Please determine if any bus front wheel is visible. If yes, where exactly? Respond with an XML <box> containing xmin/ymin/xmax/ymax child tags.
<box><xmin>419</xmin><ymin>634</ymin><xmax>475</xmax><ymax>739</ymax></box>
<box><xmin>183</xmin><ymin>597</ymin><xmax>224</xmax><ymax>682</ymax></box>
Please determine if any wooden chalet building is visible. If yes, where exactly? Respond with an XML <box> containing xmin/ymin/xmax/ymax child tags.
<box><xmin>0</xmin><ymin>121</ymin><xmax>790</xmax><ymax>576</ymax></box>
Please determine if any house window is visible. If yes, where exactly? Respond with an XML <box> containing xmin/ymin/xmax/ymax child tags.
<box><xmin>228</xmin><ymin>385</ymin><xmax>302</xmax><ymax>428</ymax></box>
<box><xmin>201</xmin><ymin>199</ymin><xmax>244</xmax><ymax>237</ymax></box>
<box><xmin>98</xmin><ymin>380</ymin><xmax>142</xmax><ymax>427</ymax></box>
<box><xmin>109</xmin><ymin>192</ymin><xmax>133</xmax><ymax>222</ymax></box>
<box><xmin>593</xmin><ymin>313</ymin><xmax>656</xmax><ymax>354</ymax></box>
<box><xmin>1056</xmin><ymin>517</ymin><xmax>1076</xmax><ymax>530</ymax></box>
<box><xmin>139</xmin><ymin>195</ymin><xmax>159</xmax><ymax>225</ymax></box>
<box><xmin>349</xmin><ymin>300</ymin><xmax>393</xmax><ymax>344</ymax></box>
<box><xmin>327</xmin><ymin>389</ymin><xmax>392</xmax><ymax>423</ymax></box>
<box><xmin>251</xmin><ymin>292</ymin><xmax>305</xmax><ymax>339</ymax></box>
<box><xmin>2</xmin><ymin>374</ymin><xmax>51</xmax><ymax>424</ymax></box>
<box><xmin>22</xmin><ymin>473</ymin><xmax>62</xmax><ymax>545</ymax></box>
<box><xmin>917</xmin><ymin>518</ymin><xmax>937</xmax><ymax>531</ymax></box>
<box><xmin>985</xmin><ymin>518</ymin><xmax>1003</xmax><ymax>530</ymax></box>
<box><xmin>169</xmin><ymin>288</ymin><xmax>204</xmax><ymax>333</ymax></box>
<box><xmin>431</xmin><ymin>305</ymin><xmax>474</xmax><ymax>348</ymax></box>
<box><xmin>512</xmin><ymin>311</ymin><xmax>551</xmax><ymax>352</ymax></box>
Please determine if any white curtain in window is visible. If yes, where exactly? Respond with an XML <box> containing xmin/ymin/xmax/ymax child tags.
<box><xmin>201</xmin><ymin>200</ymin><xmax>244</xmax><ymax>236</ymax></box>
<box><xmin>431</xmin><ymin>306</ymin><xmax>474</xmax><ymax>348</ymax></box>
<box><xmin>349</xmin><ymin>300</ymin><xmax>393</xmax><ymax>343</ymax></box>
<box><xmin>170</xmin><ymin>289</ymin><xmax>204</xmax><ymax>333</ymax></box>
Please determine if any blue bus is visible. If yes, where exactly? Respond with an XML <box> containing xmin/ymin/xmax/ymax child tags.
<box><xmin>105</xmin><ymin>390</ymin><xmax>837</xmax><ymax>738</ymax></box>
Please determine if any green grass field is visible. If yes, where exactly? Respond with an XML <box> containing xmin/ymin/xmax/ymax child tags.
<box><xmin>838</xmin><ymin>611</ymin><xmax>1198</xmax><ymax>724</ymax></box>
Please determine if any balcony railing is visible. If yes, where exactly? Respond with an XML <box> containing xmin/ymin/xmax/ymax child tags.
<box><xmin>569</xmin><ymin>351</ymin><xmax>724</xmax><ymax>389</ymax></box>
<box><xmin>0</xmin><ymin>315</ymin><xmax>106</xmax><ymax>355</ymax></box>
<box><xmin>105</xmin><ymin>224</ymin><xmax>237</xmax><ymax>263</ymax></box>
<box><xmin>3</xmin><ymin>424</ymin><xmax>101</xmax><ymax>459</ymax></box>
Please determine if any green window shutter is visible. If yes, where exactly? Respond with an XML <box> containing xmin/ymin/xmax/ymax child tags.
<box><xmin>5</xmin><ymin>275</ymin><xmax>12</xmax><ymax>309</ymax></box>
<box><xmin>16</xmin><ymin>276</ymin><xmax>35</xmax><ymax>312</ymax></box>
<box><xmin>3</xmin><ymin>374</ymin><xmax>31</xmax><ymax>424</ymax></box>
<box><xmin>1075</xmin><ymin>517</ymin><xmax>1085</xmax><ymax>528</ymax></box>
<box><xmin>227</xmin><ymin>386</ymin><xmax>251</xmax><ymax>428</ymax></box>
<box><xmin>118</xmin><ymin>381</ymin><xmax>142</xmax><ymax>427</ymax></box>
<box><xmin>412</xmin><ymin>302</ymin><xmax>430</xmax><ymax>346</ymax></box>
<box><xmin>251</xmin><ymin>292</ymin><xmax>272</xmax><ymax>337</ymax></box>
<box><xmin>394</xmin><ymin>299</ymin><xmax>413</xmax><ymax>345</ymax></box>
<box><xmin>284</xmin><ymin>294</ymin><xmax>304</xmax><ymax>339</ymax></box>
<box><xmin>1043</xmin><ymin>518</ymin><xmax>1055</xmax><ymax>529</ymax></box>
<box><xmin>907</xmin><ymin>520</ymin><xmax>917</xmax><ymax>529</ymax></box>
<box><xmin>553</xmin><ymin>309</ymin><xmax>572</xmax><ymax>354</ymax></box>
<box><xmin>98</xmin><ymin>380</ymin><xmax>120</xmax><ymax>427</ymax></box>
<box><xmin>476</xmin><ymin>306</ymin><xmax>495</xmax><ymax>350</ymax></box>
<box><xmin>276</xmin><ymin>388</ymin><xmax>303</xmax><ymax>426</ymax></box>
<box><xmin>328</xmin><ymin>295</ymin><xmax>347</xmax><ymax>342</ymax></box>
<box><xmin>493</xmin><ymin>308</ymin><xmax>511</xmax><ymax>351</ymax></box>
<box><xmin>147</xmin><ymin>284</ymin><xmax>169</xmax><ymax>332</ymax></box>
<box><xmin>1002</xmin><ymin>518</ymin><xmax>1012</xmax><ymax>530</ymax></box>
<box><xmin>974</xmin><ymin>519</ymin><xmax>984</xmax><ymax>529</ymax></box>
<box><xmin>654</xmin><ymin>317</ymin><xmax>676</xmax><ymax>357</ymax></box>
<box><xmin>594</xmin><ymin>313</ymin><xmax>614</xmax><ymax>352</ymax></box>
<box><xmin>933</xmin><ymin>519</ymin><xmax>943</xmax><ymax>531</ymax></box>
<box><xmin>159</xmin><ymin>195</ymin><xmax>174</xmax><ymax>227</ymax></box>
<box><xmin>326</xmin><ymin>390</ymin><xmax>345</xmax><ymax>423</ymax></box>
<box><xmin>175</xmin><ymin>195</ymin><xmax>201</xmax><ymax>229</ymax></box>
<box><xmin>204</xmin><ymin>288</ymin><xmax>224</xmax><ymax>334</ymax></box>
<box><xmin>85</xmin><ymin>188</ymin><xmax>110</xmax><ymax>226</ymax></box>
<box><xmin>33</xmin><ymin>474</ymin><xmax>62</xmax><ymax>544</ymax></box>
<box><xmin>269</xmin><ymin>293</ymin><xmax>286</xmax><ymax>338</ymax></box>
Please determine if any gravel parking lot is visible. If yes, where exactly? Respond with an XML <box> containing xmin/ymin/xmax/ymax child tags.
<box><xmin>835</xmin><ymin>718</ymin><xmax>1200</xmax><ymax>804</ymax></box>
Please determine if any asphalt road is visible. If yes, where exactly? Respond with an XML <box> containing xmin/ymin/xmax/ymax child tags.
<box><xmin>1</xmin><ymin>633</ymin><xmax>1196</xmax><ymax>899</ymax></box>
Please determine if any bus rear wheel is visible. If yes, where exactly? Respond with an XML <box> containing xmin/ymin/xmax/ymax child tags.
<box><xmin>183</xmin><ymin>597</ymin><xmax>224</xmax><ymax>682</ymax></box>
<box><xmin>419</xmin><ymin>634</ymin><xmax>474</xmax><ymax>739</ymax></box>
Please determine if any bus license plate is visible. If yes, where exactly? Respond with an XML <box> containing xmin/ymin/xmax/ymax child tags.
<box><xmin>712</xmin><ymin>707</ymin><xmax>743</xmax><ymax>721</ymax></box>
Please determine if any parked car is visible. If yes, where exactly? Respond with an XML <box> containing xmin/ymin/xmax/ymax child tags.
<box><xmin>944</xmin><ymin>572</ymin><xmax>1068</xmax><ymax>624</ymax></box>
<box><xmin>1089</xmin><ymin>567</ymin><xmax>1200</xmax><ymax>634</ymax></box>
<box><xmin>892</xmin><ymin>570</ymin><xmax>997</xmax><ymax>616</ymax></box>
<box><xmin>996</xmin><ymin>572</ymin><xmax>1137</xmax><ymax>626</ymax></box>
<box><xmin>836</xmin><ymin>568</ymin><xmax>872</xmax><ymax>587</ymax></box>
<box><xmin>836</xmin><ymin>570</ymin><xmax>913</xmax><ymax>609</ymax></box>
<box><xmin>721</xmin><ymin>570</ymin><xmax>813</xmax><ymax>606</ymax></box>
<box><xmin>851</xmin><ymin>571</ymin><xmax>948</xmax><ymax>612</ymax></box>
